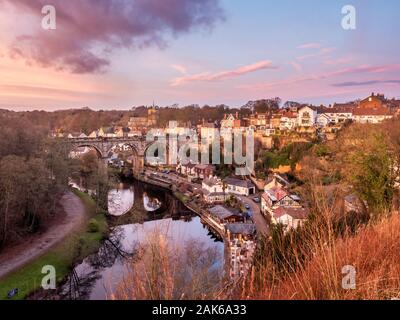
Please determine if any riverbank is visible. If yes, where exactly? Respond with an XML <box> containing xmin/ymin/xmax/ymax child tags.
<box><xmin>0</xmin><ymin>189</ymin><xmax>108</xmax><ymax>300</ymax></box>
<box><xmin>135</xmin><ymin>173</ymin><xmax>257</xmax><ymax>284</ymax></box>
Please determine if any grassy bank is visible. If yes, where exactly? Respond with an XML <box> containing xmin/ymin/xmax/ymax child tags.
<box><xmin>173</xmin><ymin>191</ymin><xmax>190</xmax><ymax>204</ymax></box>
<box><xmin>0</xmin><ymin>189</ymin><xmax>108</xmax><ymax>300</ymax></box>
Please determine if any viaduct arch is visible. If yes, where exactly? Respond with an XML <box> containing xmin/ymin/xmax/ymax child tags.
<box><xmin>67</xmin><ymin>137</ymin><xmax>161</xmax><ymax>176</ymax></box>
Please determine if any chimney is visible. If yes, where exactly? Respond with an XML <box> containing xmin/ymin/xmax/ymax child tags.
<box><xmin>236</xmin><ymin>111</ymin><xmax>239</xmax><ymax>119</ymax></box>
<box><xmin>371</xmin><ymin>92</ymin><xmax>375</xmax><ymax>97</ymax></box>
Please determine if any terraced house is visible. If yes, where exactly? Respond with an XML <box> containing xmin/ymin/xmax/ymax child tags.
<box><xmin>352</xmin><ymin>93</ymin><xmax>395</xmax><ymax>124</ymax></box>
<box><xmin>261</xmin><ymin>187</ymin><xmax>302</xmax><ymax>215</ymax></box>
<box><xmin>261</xmin><ymin>185</ymin><xmax>308</xmax><ymax>230</ymax></box>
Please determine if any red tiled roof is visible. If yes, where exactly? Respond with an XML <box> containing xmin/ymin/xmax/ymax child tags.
<box><xmin>281</xmin><ymin>111</ymin><xmax>297</xmax><ymax>118</ymax></box>
<box><xmin>264</xmin><ymin>187</ymin><xmax>289</xmax><ymax>202</ymax></box>
<box><xmin>320</xmin><ymin>105</ymin><xmax>354</xmax><ymax>114</ymax></box>
<box><xmin>353</xmin><ymin>107</ymin><xmax>392</xmax><ymax>116</ymax></box>
<box><xmin>333</xmin><ymin>103</ymin><xmax>356</xmax><ymax>109</ymax></box>
<box><xmin>361</xmin><ymin>94</ymin><xmax>386</xmax><ymax>104</ymax></box>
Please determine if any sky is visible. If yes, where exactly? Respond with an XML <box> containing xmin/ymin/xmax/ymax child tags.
<box><xmin>0</xmin><ymin>0</ymin><xmax>399</xmax><ymax>110</ymax></box>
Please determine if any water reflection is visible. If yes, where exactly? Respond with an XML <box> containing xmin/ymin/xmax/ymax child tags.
<box><xmin>108</xmin><ymin>187</ymin><xmax>134</xmax><ymax>216</ymax></box>
<box><xmin>143</xmin><ymin>192</ymin><xmax>162</xmax><ymax>212</ymax></box>
<box><xmin>57</xmin><ymin>180</ymin><xmax>224</xmax><ymax>300</ymax></box>
<box><xmin>60</xmin><ymin>228</ymin><xmax>137</xmax><ymax>300</ymax></box>
<box><xmin>108</xmin><ymin>184</ymin><xmax>162</xmax><ymax>216</ymax></box>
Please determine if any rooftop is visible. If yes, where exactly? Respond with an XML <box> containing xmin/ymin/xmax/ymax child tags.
<box><xmin>353</xmin><ymin>107</ymin><xmax>392</xmax><ymax>116</ymax></box>
<box><xmin>273</xmin><ymin>207</ymin><xmax>308</xmax><ymax>220</ymax></box>
<box><xmin>319</xmin><ymin>105</ymin><xmax>354</xmax><ymax>114</ymax></box>
<box><xmin>203</xmin><ymin>177</ymin><xmax>222</xmax><ymax>187</ymax></box>
<box><xmin>224</xmin><ymin>178</ymin><xmax>255</xmax><ymax>189</ymax></box>
<box><xmin>226</xmin><ymin>223</ymin><xmax>256</xmax><ymax>235</ymax></box>
<box><xmin>209</xmin><ymin>205</ymin><xmax>240</xmax><ymax>220</ymax></box>
<box><xmin>280</xmin><ymin>111</ymin><xmax>297</xmax><ymax>119</ymax></box>
<box><xmin>263</xmin><ymin>187</ymin><xmax>289</xmax><ymax>202</ymax></box>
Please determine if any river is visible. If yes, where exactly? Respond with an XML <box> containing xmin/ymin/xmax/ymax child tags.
<box><xmin>58</xmin><ymin>180</ymin><xmax>225</xmax><ymax>300</ymax></box>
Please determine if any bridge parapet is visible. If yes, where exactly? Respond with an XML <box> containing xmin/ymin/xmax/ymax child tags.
<box><xmin>64</xmin><ymin>136</ymin><xmax>153</xmax><ymax>174</ymax></box>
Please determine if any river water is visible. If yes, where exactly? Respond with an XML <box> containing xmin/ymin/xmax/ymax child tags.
<box><xmin>59</xmin><ymin>180</ymin><xmax>224</xmax><ymax>300</ymax></box>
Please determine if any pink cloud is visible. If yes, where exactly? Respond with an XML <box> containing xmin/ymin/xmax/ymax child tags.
<box><xmin>333</xmin><ymin>79</ymin><xmax>400</xmax><ymax>87</ymax></box>
<box><xmin>171</xmin><ymin>64</ymin><xmax>188</xmax><ymax>74</ymax></box>
<box><xmin>296</xmin><ymin>47</ymin><xmax>336</xmax><ymax>61</ymax></box>
<box><xmin>170</xmin><ymin>60</ymin><xmax>277</xmax><ymax>86</ymax></box>
<box><xmin>238</xmin><ymin>64</ymin><xmax>400</xmax><ymax>91</ymax></box>
<box><xmin>290</xmin><ymin>61</ymin><xmax>303</xmax><ymax>72</ymax></box>
<box><xmin>324</xmin><ymin>56</ymin><xmax>354</xmax><ymax>66</ymax></box>
<box><xmin>2</xmin><ymin>0</ymin><xmax>225</xmax><ymax>74</ymax></box>
<box><xmin>297</xmin><ymin>43</ymin><xmax>322</xmax><ymax>49</ymax></box>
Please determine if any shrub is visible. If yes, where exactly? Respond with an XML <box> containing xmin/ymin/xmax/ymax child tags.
<box><xmin>87</xmin><ymin>219</ymin><xmax>100</xmax><ymax>233</ymax></box>
<box><xmin>315</xmin><ymin>144</ymin><xmax>330</xmax><ymax>157</ymax></box>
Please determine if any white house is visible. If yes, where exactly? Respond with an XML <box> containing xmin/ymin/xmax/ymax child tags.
<box><xmin>220</xmin><ymin>114</ymin><xmax>237</xmax><ymax>129</ymax></box>
<box><xmin>352</xmin><ymin>107</ymin><xmax>393</xmax><ymax>124</ymax></box>
<box><xmin>316</xmin><ymin>113</ymin><xmax>332</xmax><ymax>127</ymax></box>
<box><xmin>297</xmin><ymin>106</ymin><xmax>317</xmax><ymax>127</ymax></box>
<box><xmin>271</xmin><ymin>206</ymin><xmax>308</xmax><ymax>230</ymax></box>
<box><xmin>249</xmin><ymin>113</ymin><xmax>269</xmax><ymax>130</ymax></box>
<box><xmin>261</xmin><ymin>187</ymin><xmax>301</xmax><ymax>215</ymax></box>
<box><xmin>322</xmin><ymin>106</ymin><xmax>354</xmax><ymax>124</ymax></box>
<box><xmin>224</xmin><ymin>178</ymin><xmax>256</xmax><ymax>196</ymax></box>
<box><xmin>202</xmin><ymin>177</ymin><xmax>228</xmax><ymax>203</ymax></box>
<box><xmin>279</xmin><ymin>112</ymin><xmax>298</xmax><ymax>131</ymax></box>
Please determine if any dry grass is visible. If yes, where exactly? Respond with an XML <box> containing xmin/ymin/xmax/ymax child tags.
<box><xmin>110</xmin><ymin>223</ymin><xmax>223</xmax><ymax>300</ymax></box>
<box><xmin>242</xmin><ymin>212</ymin><xmax>400</xmax><ymax>300</ymax></box>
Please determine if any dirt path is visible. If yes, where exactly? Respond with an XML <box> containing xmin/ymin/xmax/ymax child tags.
<box><xmin>0</xmin><ymin>191</ymin><xmax>85</xmax><ymax>280</ymax></box>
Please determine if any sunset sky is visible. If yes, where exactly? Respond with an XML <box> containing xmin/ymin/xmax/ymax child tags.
<box><xmin>0</xmin><ymin>0</ymin><xmax>399</xmax><ymax>110</ymax></box>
